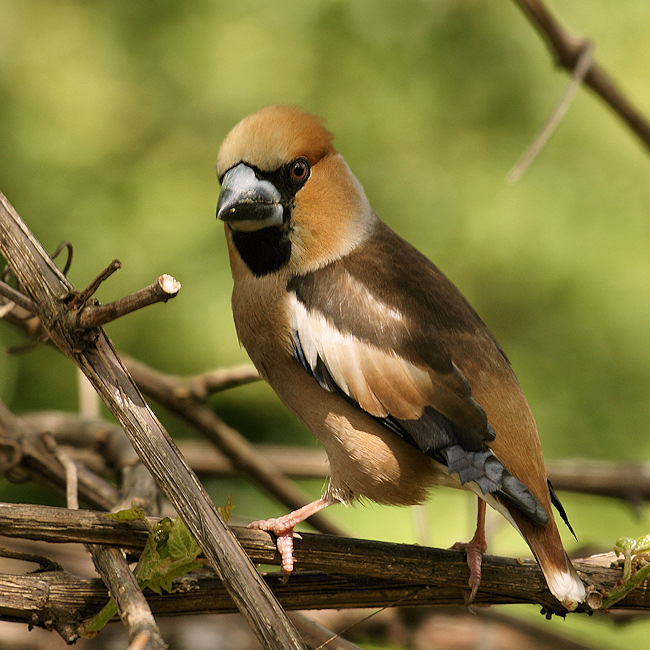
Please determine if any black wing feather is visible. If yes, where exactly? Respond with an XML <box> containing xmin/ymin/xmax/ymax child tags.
<box><xmin>547</xmin><ymin>479</ymin><xmax>577</xmax><ymax>539</ymax></box>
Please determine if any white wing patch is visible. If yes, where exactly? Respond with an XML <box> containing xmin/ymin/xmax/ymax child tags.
<box><xmin>343</xmin><ymin>271</ymin><xmax>404</xmax><ymax>327</ymax></box>
<box><xmin>289</xmin><ymin>294</ymin><xmax>433</xmax><ymax>420</ymax></box>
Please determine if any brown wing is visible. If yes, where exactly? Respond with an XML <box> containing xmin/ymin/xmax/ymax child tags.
<box><xmin>289</xmin><ymin>292</ymin><xmax>490</xmax><ymax>450</ymax></box>
<box><xmin>287</xmin><ymin>221</ymin><xmax>549</xmax><ymax>524</ymax></box>
<box><xmin>287</xmin><ymin>219</ymin><xmax>503</xmax><ymax>450</ymax></box>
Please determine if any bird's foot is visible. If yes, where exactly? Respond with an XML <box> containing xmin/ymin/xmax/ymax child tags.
<box><xmin>248</xmin><ymin>515</ymin><xmax>299</xmax><ymax>577</ymax></box>
<box><xmin>451</xmin><ymin>529</ymin><xmax>488</xmax><ymax>604</ymax></box>
<box><xmin>247</xmin><ymin>497</ymin><xmax>335</xmax><ymax>579</ymax></box>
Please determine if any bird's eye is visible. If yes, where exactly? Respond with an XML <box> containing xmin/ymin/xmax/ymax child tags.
<box><xmin>289</xmin><ymin>158</ymin><xmax>310</xmax><ymax>183</ymax></box>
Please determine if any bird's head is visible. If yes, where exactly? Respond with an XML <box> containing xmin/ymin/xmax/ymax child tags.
<box><xmin>216</xmin><ymin>106</ymin><xmax>376</xmax><ymax>276</ymax></box>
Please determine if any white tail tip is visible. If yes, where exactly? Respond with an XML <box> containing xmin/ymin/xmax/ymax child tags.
<box><xmin>546</xmin><ymin>566</ymin><xmax>586</xmax><ymax>611</ymax></box>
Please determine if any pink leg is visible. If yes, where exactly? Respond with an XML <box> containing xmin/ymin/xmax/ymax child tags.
<box><xmin>248</xmin><ymin>497</ymin><xmax>334</xmax><ymax>576</ymax></box>
<box><xmin>451</xmin><ymin>498</ymin><xmax>487</xmax><ymax>604</ymax></box>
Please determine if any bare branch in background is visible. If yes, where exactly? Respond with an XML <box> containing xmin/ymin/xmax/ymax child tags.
<box><xmin>0</xmin><ymin>400</ymin><xmax>120</xmax><ymax>510</ymax></box>
<box><xmin>16</xmin><ymin>410</ymin><xmax>650</xmax><ymax>510</ymax></box>
<box><xmin>512</xmin><ymin>0</ymin><xmax>650</xmax><ymax>153</ymax></box>
<box><xmin>508</xmin><ymin>40</ymin><xmax>594</xmax><ymax>182</ymax></box>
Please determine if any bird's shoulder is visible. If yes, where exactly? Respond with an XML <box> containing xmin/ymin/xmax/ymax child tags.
<box><xmin>288</xmin><ymin>219</ymin><xmax>506</xmax><ymax>369</ymax></box>
<box><xmin>286</xmin><ymin>219</ymin><xmax>507</xmax><ymax>450</ymax></box>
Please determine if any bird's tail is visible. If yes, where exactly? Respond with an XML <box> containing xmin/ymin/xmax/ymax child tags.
<box><xmin>507</xmin><ymin>505</ymin><xmax>586</xmax><ymax>610</ymax></box>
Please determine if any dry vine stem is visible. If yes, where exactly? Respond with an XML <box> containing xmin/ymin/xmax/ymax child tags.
<box><xmin>0</xmin><ymin>194</ymin><xmax>305</xmax><ymax>650</ymax></box>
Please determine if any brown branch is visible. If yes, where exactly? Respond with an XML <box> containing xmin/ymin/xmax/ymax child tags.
<box><xmin>548</xmin><ymin>459</ymin><xmax>650</xmax><ymax>506</ymax></box>
<box><xmin>88</xmin><ymin>545</ymin><xmax>167</xmax><ymax>650</ymax></box>
<box><xmin>0</xmin><ymin>279</ymin><xmax>36</xmax><ymax>312</ymax></box>
<box><xmin>1</xmin><ymin>503</ymin><xmax>646</xmax><ymax>613</ymax></box>
<box><xmin>0</xmin><ymin>194</ymin><xmax>304</xmax><ymax>649</ymax></box>
<box><xmin>0</xmin><ymin>503</ymin><xmax>648</xmax><ymax>619</ymax></box>
<box><xmin>513</xmin><ymin>0</ymin><xmax>650</xmax><ymax>151</ymax></box>
<box><xmin>0</xmin><ymin>545</ymin><xmax>62</xmax><ymax>572</ymax></box>
<box><xmin>78</xmin><ymin>274</ymin><xmax>181</xmax><ymax>329</ymax></box>
<box><xmin>0</xmin><ymin>400</ymin><xmax>120</xmax><ymax>510</ymax></box>
<box><xmin>180</xmin><ymin>441</ymin><xmax>330</xmax><ymax>479</ymax></box>
<box><xmin>11</xmin><ymin>410</ymin><xmax>159</xmax><ymax>514</ymax></box>
<box><xmin>75</xmin><ymin>259</ymin><xmax>122</xmax><ymax>304</ymax></box>
<box><xmin>13</xmin><ymin>410</ymin><xmax>650</xmax><ymax>506</ymax></box>
<box><xmin>175</xmin><ymin>441</ymin><xmax>650</xmax><ymax>507</ymax></box>
<box><xmin>5</xmin><ymin>566</ymin><xmax>626</xmax><ymax>644</ymax></box>
<box><xmin>178</xmin><ymin>363</ymin><xmax>260</xmax><ymax>400</ymax></box>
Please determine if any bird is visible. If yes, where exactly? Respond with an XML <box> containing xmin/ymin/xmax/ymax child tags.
<box><xmin>215</xmin><ymin>105</ymin><xmax>586</xmax><ymax>610</ymax></box>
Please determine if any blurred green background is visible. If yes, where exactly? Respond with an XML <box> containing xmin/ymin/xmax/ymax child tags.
<box><xmin>1</xmin><ymin>0</ymin><xmax>649</xmax><ymax>647</ymax></box>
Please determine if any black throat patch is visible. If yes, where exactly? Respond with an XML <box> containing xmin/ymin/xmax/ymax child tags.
<box><xmin>231</xmin><ymin>226</ymin><xmax>291</xmax><ymax>276</ymax></box>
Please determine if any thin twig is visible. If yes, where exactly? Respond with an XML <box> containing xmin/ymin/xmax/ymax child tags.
<box><xmin>508</xmin><ymin>40</ymin><xmax>594</xmax><ymax>182</ymax></box>
<box><xmin>312</xmin><ymin>588</ymin><xmax>428</xmax><ymax>650</ymax></box>
<box><xmin>182</xmin><ymin>364</ymin><xmax>260</xmax><ymax>400</ymax></box>
<box><xmin>50</xmin><ymin>240</ymin><xmax>74</xmax><ymax>276</ymax></box>
<box><xmin>43</xmin><ymin>431</ymin><xmax>80</xmax><ymax>510</ymax></box>
<box><xmin>513</xmin><ymin>0</ymin><xmax>650</xmax><ymax>151</ymax></box>
<box><xmin>75</xmin><ymin>259</ymin><xmax>122</xmax><ymax>304</ymax></box>
<box><xmin>288</xmin><ymin>612</ymin><xmax>361</xmax><ymax>650</ymax></box>
<box><xmin>0</xmin><ymin>545</ymin><xmax>62</xmax><ymax>572</ymax></box>
<box><xmin>0</xmin><ymin>399</ymin><xmax>119</xmax><ymax>510</ymax></box>
<box><xmin>0</xmin><ymin>280</ymin><xmax>36</xmax><ymax>312</ymax></box>
<box><xmin>20</xmin><ymin>410</ymin><xmax>160</xmax><ymax>514</ymax></box>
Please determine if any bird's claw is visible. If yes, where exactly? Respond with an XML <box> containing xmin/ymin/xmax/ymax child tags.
<box><xmin>451</xmin><ymin>534</ymin><xmax>487</xmax><ymax>604</ymax></box>
<box><xmin>248</xmin><ymin>516</ymin><xmax>297</xmax><ymax>577</ymax></box>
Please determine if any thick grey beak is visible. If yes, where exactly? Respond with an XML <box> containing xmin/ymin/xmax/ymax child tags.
<box><xmin>216</xmin><ymin>163</ymin><xmax>283</xmax><ymax>232</ymax></box>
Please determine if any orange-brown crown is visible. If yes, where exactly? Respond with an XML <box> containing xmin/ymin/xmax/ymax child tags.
<box><xmin>217</xmin><ymin>105</ymin><xmax>335</xmax><ymax>178</ymax></box>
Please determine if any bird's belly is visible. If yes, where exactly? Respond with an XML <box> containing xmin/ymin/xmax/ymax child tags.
<box><xmin>235</xmin><ymin>306</ymin><xmax>459</xmax><ymax>507</ymax></box>
<box><xmin>266</xmin><ymin>361</ymin><xmax>455</xmax><ymax>506</ymax></box>
<box><xmin>319</xmin><ymin>410</ymin><xmax>458</xmax><ymax>506</ymax></box>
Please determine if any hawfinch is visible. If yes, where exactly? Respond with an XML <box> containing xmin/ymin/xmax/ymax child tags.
<box><xmin>215</xmin><ymin>105</ymin><xmax>586</xmax><ymax>610</ymax></box>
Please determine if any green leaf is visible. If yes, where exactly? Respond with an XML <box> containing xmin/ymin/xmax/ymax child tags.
<box><xmin>603</xmin><ymin>533</ymin><xmax>650</xmax><ymax>609</ymax></box>
<box><xmin>78</xmin><ymin>514</ymin><xmax>203</xmax><ymax>637</ymax></box>
<box><xmin>218</xmin><ymin>495</ymin><xmax>234</xmax><ymax>523</ymax></box>
<box><xmin>135</xmin><ymin>516</ymin><xmax>201</xmax><ymax>596</ymax></box>
<box><xmin>167</xmin><ymin>516</ymin><xmax>201</xmax><ymax>562</ymax></box>
<box><xmin>104</xmin><ymin>503</ymin><xmax>147</xmax><ymax>524</ymax></box>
